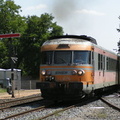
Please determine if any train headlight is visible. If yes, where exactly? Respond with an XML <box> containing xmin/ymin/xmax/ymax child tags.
<box><xmin>72</xmin><ymin>70</ymin><xmax>77</xmax><ymax>75</ymax></box>
<box><xmin>41</xmin><ymin>70</ymin><xmax>46</xmax><ymax>76</ymax></box>
<box><xmin>77</xmin><ymin>70</ymin><xmax>85</xmax><ymax>76</ymax></box>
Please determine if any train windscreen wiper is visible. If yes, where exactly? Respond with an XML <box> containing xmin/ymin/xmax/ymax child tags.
<box><xmin>57</xmin><ymin>57</ymin><xmax>70</xmax><ymax>65</ymax></box>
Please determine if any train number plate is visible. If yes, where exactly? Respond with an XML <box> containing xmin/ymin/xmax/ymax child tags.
<box><xmin>55</xmin><ymin>71</ymin><xmax>68</xmax><ymax>75</ymax></box>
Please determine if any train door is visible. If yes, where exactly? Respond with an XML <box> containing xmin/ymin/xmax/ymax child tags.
<box><xmin>92</xmin><ymin>51</ymin><xmax>95</xmax><ymax>87</ymax></box>
<box><xmin>103</xmin><ymin>55</ymin><xmax>105</xmax><ymax>82</ymax></box>
<box><xmin>92</xmin><ymin>51</ymin><xmax>94</xmax><ymax>76</ymax></box>
<box><xmin>98</xmin><ymin>53</ymin><xmax>106</xmax><ymax>85</ymax></box>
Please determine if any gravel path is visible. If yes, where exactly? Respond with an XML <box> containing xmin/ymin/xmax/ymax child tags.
<box><xmin>0</xmin><ymin>89</ymin><xmax>40</xmax><ymax>100</ymax></box>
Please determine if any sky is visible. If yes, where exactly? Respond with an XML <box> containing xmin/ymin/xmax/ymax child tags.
<box><xmin>13</xmin><ymin>0</ymin><xmax>120</xmax><ymax>52</ymax></box>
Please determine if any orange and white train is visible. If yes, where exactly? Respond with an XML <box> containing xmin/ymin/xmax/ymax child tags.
<box><xmin>36</xmin><ymin>35</ymin><xmax>120</xmax><ymax>100</ymax></box>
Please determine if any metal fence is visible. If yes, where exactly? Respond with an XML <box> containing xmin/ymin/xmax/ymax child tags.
<box><xmin>21</xmin><ymin>79</ymin><xmax>39</xmax><ymax>89</ymax></box>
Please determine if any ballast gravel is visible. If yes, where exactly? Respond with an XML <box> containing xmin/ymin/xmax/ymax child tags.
<box><xmin>0</xmin><ymin>94</ymin><xmax>120</xmax><ymax>120</ymax></box>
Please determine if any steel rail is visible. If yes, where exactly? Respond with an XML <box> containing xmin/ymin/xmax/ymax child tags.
<box><xmin>0</xmin><ymin>95</ymin><xmax>41</xmax><ymax>111</ymax></box>
<box><xmin>100</xmin><ymin>97</ymin><xmax>120</xmax><ymax>112</ymax></box>
<box><xmin>37</xmin><ymin>104</ymin><xmax>78</xmax><ymax>120</ymax></box>
<box><xmin>0</xmin><ymin>95</ymin><xmax>40</xmax><ymax>105</ymax></box>
<box><xmin>0</xmin><ymin>97</ymin><xmax>98</xmax><ymax>120</ymax></box>
<box><xmin>36</xmin><ymin>97</ymin><xmax>98</xmax><ymax>120</ymax></box>
<box><xmin>0</xmin><ymin>103</ymin><xmax>54</xmax><ymax>120</ymax></box>
<box><xmin>0</xmin><ymin>105</ymin><xmax>46</xmax><ymax>120</ymax></box>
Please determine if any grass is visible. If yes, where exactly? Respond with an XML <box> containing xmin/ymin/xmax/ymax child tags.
<box><xmin>0</xmin><ymin>88</ymin><xmax>7</xmax><ymax>93</ymax></box>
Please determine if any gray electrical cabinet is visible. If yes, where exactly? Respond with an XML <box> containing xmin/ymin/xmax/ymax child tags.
<box><xmin>0</xmin><ymin>69</ymin><xmax>21</xmax><ymax>90</ymax></box>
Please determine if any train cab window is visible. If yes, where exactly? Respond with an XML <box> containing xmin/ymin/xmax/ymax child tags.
<box><xmin>54</xmin><ymin>51</ymin><xmax>72</xmax><ymax>64</ymax></box>
<box><xmin>41</xmin><ymin>51</ymin><xmax>53</xmax><ymax>64</ymax></box>
<box><xmin>73</xmin><ymin>51</ymin><xmax>91</xmax><ymax>64</ymax></box>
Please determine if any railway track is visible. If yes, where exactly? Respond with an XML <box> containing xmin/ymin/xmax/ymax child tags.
<box><xmin>36</xmin><ymin>97</ymin><xmax>99</xmax><ymax>120</ymax></box>
<box><xmin>36</xmin><ymin>103</ymin><xmax>81</xmax><ymax>120</ymax></box>
<box><xmin>0</xmin><ymin>97</ymin><xmax>97</xmax><ymax>120</ymax></box>
<box><xmin>100</xmin><ymin>97</ymin><xmax>120</xmax><ymax>112</ymax></box>
<box><xmin>0</xmin><ymin>102</ymin><xmax>54</xmax><ymax>120</ymax></box>
<box><xmin>0</xmin><ymin>95</ymin><xmax>42</xmax><ymax>111</ymax></box>
<box><xmin>0</xmin><ymin>94</ymin><xmax>119</xmax><ymax>120</ymax></box>
<box><xmin>36</xmin><ymin>94</ymin><xmax>120</xmax><ymax>120</ymax></box>
<box><xmin>0</xmin><ymin>105</ymin><xmax>48</xmax><ymax>120</ymax></box>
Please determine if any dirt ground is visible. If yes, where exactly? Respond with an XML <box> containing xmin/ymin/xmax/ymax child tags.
<box><xmin>0</xmin><ymin>89</ymin><xmax>40</xmax><ymax>99</ymax></box>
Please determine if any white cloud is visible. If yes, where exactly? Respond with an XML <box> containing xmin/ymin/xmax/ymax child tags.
<box><xmin>26</xmin><ymin>4</ymin><xmax>47</xmax><ymax>11</ymax></box>
<box><xmin>76</xmin><ymin>9</ymin><xmax>105</xmax><ymax>16</ymax></box>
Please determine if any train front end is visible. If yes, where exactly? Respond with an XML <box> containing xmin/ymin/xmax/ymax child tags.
<box><xmin>36</xmin><ymin>36</ymin><xmax>95</xmax><ymax>100</ymax></box>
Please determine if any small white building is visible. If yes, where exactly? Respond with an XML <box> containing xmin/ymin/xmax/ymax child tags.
<box><xmin>0</xmin><ymin>68</ymin><xmax>21</xmax><ymax>90</ymax></box>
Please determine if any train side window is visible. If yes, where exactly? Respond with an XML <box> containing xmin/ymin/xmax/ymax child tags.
<box><xmin>109</xmin><ymin>58</ymin><xmax>117</xmax><ymax>71</ymax></box>
<box><xmin>106</xmin><ymin>57</ymin><xmax>109</xmax><ymax>70</ymax></box>
<box><xmin>98</xmin><ymin>54</ymin><xmax>101</xmax><ymax>70</ymax></box>
<box><xmin>100</xmin><ymin>55</ymin><xmax>103</xmax><ymax>70</ymax></box>
<box><xmin>103</xmin><ymin>56</ymin><xmax>105</xmax><ymax>70</ymax></box>
<box><xmin>98</xmin><ymin>54</ymin><xmax>103</xmax><ymax>70</ymax></box>
<box><xmin>106</xmin><ymin>57</ymin><xmax>117</xmax><ymax>71</ymax></box>
<box><xmin>109</xmin><ymin>58</ymin><xmax>112</xmax><ymax>70</ymax></box>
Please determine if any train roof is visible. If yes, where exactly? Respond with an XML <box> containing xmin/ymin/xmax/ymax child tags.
<box><xmin>43</xmin><ymin>35</ymin><xmax>117</xmax><ymax>56</ymax></box>
<box><xmin>49</xmin><ymin>35</ymin><xmax>97</xmax><ymax>45</ymax></box>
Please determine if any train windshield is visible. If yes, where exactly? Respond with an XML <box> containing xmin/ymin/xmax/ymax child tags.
<box><xmin>54</xmin><ymin>51</ymin><xmax>72</xmax><ymax>64</ymax></box>
<box><xmin>41</xmin><ymin>51</ymin><xmax>53</xmax><ymax>64</ymax></box>
<box><xmin>73</xmin><ymin>51</ymin><xmax>91</xmax><ymax>64</ymax></box>
<box><xmin>41</xmin><ymin>51</ymin><xmax>91</xmax><ymax>65</ymax></box>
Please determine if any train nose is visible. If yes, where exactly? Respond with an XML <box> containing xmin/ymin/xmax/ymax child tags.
<box><xmin>69</xmin><ymin>82</ymin><xmax>83</xmax><ymax>90</ymax></box>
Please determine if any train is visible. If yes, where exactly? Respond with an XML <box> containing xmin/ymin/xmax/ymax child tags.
<box><xmin>36</xmin><ymin>35</ymin><xmax>120</xmax><ymax>100</ymax></box>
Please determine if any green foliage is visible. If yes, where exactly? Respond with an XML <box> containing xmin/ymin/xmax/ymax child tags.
<box><xmin>19</xmin><ymin>13</ymin><xmax>63</xmax><ymax>77</ymax></box>
<box><xmin>0</xmin><ymin>0</ymin><xmax>26</xmax><ymax>69</ymax></box>
<box><xmin>0</xmin><ymin>0</ymin><xmax>64</xmax><ymax>78</ymax></box>
<box><xmin>0</xmin><ymin>0</ymin><xmax>26</xmax><ymax>34</ymax></box>
<box><xmin>0</xmin><ymin>41</ymin><xmax>9</xmax><ymax>68</ymax></box>
<box><xmin>50</xmin><ymin>22</ymin><xmax>64</xmax><ymax>37</ymax></box>
<box><xmin>0</xmin><ymin>88</ymin><xmax>6</xmax><ymax>93</ymax></box>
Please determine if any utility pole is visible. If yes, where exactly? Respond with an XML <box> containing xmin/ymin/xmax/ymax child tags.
<box><xmin>117</xmin><ymin>16</ymin><xmax>120</xmax><ymax>54</ymax></box>
<box><xmin>117</xmin><ymin>16</ymin><xmax>120</xmax><ymax>85</ymax></box>
<box><xmin>0</xmin><ymin>33</ymin><xmax>20</xmax><ymax>98</ymax></box>
<box><xmin>9</xmin><ymin>37</ymin><xmax>15</xmax><ymax>98</ymax></box>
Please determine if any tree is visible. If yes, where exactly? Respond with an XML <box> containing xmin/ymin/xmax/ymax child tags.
<box><xmin>50</xmin><ymin>22</ymin><xmax>63</xmax><ymax>37</ymax></box>
<box><xmin>0</xmin><ymin>0</ymin><xmax>26</xmax><ymax>34</ymax></box>
<box><xmin>0</xmin><ymin>0</ymin><xmax>26</xmax><ymax>69</ymax></box>
<box><xmin>19</xmin><ymin>13</ymin><xmax>63</xmax><ymax>77</ymax></box>
<box><xmin>0</xmin><ymin>0</ymin><xmax>64</xmax><ymax>78</ymax></box>
<box><xmin>0</xmin><ymin>40</ymin><xmax>9</xmax><ymax>68</ymax></box>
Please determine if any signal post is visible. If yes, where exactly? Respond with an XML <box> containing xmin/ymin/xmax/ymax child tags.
<box><xmin>0</xmin><ymin>33</ymin><xmax>20</xmax><ymax>98</ymax></box>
